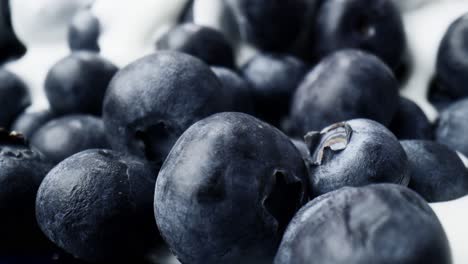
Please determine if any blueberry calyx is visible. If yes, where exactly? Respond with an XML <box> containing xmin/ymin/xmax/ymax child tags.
<box><xmin>0</xmin><ymin>128</ymin><xmax>27</xmax><ymax>146</ymax></box>
<box><xmin>304</xmin><ymin>122</ymin><xmax>353</xmax><ymax>165</ymax></box>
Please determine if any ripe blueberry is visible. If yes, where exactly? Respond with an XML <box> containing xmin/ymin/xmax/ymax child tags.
<box><xmin>389</xmin><ymin>97</ymin><xmax>433</xmax><ymax>140</ymax></box>
<box><xmin>0</xmin><ymin>69</ymin><xmax>30</xmax><ymax>128</ymax></box>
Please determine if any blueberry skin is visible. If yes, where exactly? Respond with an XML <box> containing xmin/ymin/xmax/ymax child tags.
<box><xmin>0</xmin><ymin>0</ymin><xmax>25</xmax><ymax>62</ymax></box>
<box><xmin>211</xmin><ymin>66</ymin><xmax>254</xmax><ymax>113</ymax></box>
<box><xmin>31</xmin><ymin>115</ymin><xmax>108</xmax><ymax>164</ymax></box>
<box><xmin>154</xmin><ymin>112</ymin><xmax>308</xmax><ymax>264</ymax></box>
<box><xmin>225</xmin><ymin>0</ymin><xmax>308</xmax><ymax>52</ymax></box>
<box><xmin>36</xmin><ymin>149</ymin><xmax>157</xmax><ymax>263</ymax></box>
<box><xmin>0</xmin><ymin>130</ymin><xmax>53</xmax><ymax>253</ymax></box>
<box><xmin>435</xmin><ymin>98</ymin><xmax>468</xmax><ymax>157</ymax></box>
<box><xmin>305</xmin><ymin>119</ymin><xmax>409</xmax><ymax>198</ymax></box>
<box><xmin>45</xmin><ymin>52</ymin><xmax>118</xmax><ymax>115</ymax></box>
<box><xmin>401</xmin><ymin>140</ymin><xmax>468</xmax><ymax>202</ymax></box>
<box><xmin>290</xmin><ymin>49</ymin><xmax>399</xmax><ymax>135</ymax></box>
<box><xmin>274</xmin><ymin>184</ymin><xmax>451</xmax><ymax>264</ymax></box>
<box><xmin>310</xmin><ymin>0</ymin><xmax>405</xmax><ymax>69</ymax></box>
<box><xmin>103</xmin><ymin>51</ymin><xmax>229</xmax><ymax>166</ymax></box>
<box><xmin>0</xmin><ymin>69</ymin><xmax>30</xmax><ymax>128</ymax></box>
<box><xmin>157</xmin><ymin>23</ymin><xmax>235</xmax><ymax>68</ymax></box>
<box><xmin>68</xmin><ymin>9</ymin><xmax>100</xmax><ymax>52</ymax></box>
<box><xmin>11</xmin><ymin>110</ymin><xmax>56</xmax><ymax>139</ymax></box>
<box><xmin>389</xmin><ymin>97</ymin><xmax>433</xmax><ymax>140</ymax></box>
<box><xmin>431</xmin><ymin>13</ymin><xmax>468</xmax><ymax>107</ymax></box>
<box><xmin>241</xmin><ymin>53</ymin><xmax>307</xmax><ymax>125</ymax></box>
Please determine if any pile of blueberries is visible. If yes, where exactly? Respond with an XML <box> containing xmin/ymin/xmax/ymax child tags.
<box><xmin>2</xmin><ymin>0</ymin><xmax>468</xmax><ymax>263</ymax></box>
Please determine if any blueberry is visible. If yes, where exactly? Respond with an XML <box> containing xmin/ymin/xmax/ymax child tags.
<box><xmin>435</xmin><ymin>98</ymin><xmax>468</xmax><ymax>157</ymax></box>
<box><xmin>154</xmin><ymin>112</ymin><xmax>308</xmax><ymax>264</ymax></box>
<box><xmin>0</xmin><ymin>69</ymin><xmax>30</xmax><ymax>128</ymax></box>
<box><xmin>157</xmin><ymin>23</ymin><xmax>235</xmax><ymax>68</ymax></box>
<box><xmin>225</xmin><ymin>0</ymin><xmax>309</xmax><ymax>51</ymax></box>
<box><xmin>241</xmin><ymin>53</ymin><xmax>307</xmax><ymax>125</ymax></box>
<box><xmin>0</xmin><ymin>129</ymin><xmax>53</xmax><ymax>253</ymax></box>
<box><xmin>310</xmin><ymin>0</ymin><xmax>406</xmax><ymax>68</ymax></box>
<box><xmin>290</xmin><ymin>138</ymin><xmax>310</xmax><ymax>163</ymax></box>
<box><xmin>11</xmin><ymin>110</ymin><xmax>56</xmax><ymax>139</ymax></box>
<box><xmin>304</xmin><ymin>119</ymin><xmax>409</xmax><ymax>197</ymax></box>
<box><xmin>389</xmin><ymin>97</ymin><xmax>433</xmax><ymax>140</ymax></box>
<box><xmin>290</xmin><ymin>49</ymin><xmax>399</xmax><ymax>135</ymax></box>
<box><xmin>45</xmin><ymin>52</ymin><xmax>118</xmax><ymax>115</ymax></box>
<box><xmin>36</xmin><ymin>149</ymin><xmax>157</xmax><ymax>262</ymax></box>
<box><xmin>401</xmin><ymin>140</ymin><xmax>468</xmax><ymax>202</ymax></box>
<box><xmin>431</xmin><ymin>13</ymin><xmax>468</xmax><ymax>108</ymax></box>
<box><xmin>274</xmin><ymin>184</ymin><xmax>451</xmax><ymax>264</ymax></box>
<box><xmin>68</xmin><ymin>9</ymin><xmax>100</xmax><ymax>52</ymax></box>
<box><xmin>31</xmin><ymin>115</ymin><xmax>108</xmax><ymax>164</ymax></box>
<box><xmin>0</xmin><ymin>0</ymin><xmax>25</xmax><ymax>62</ymax></box>
<box><xmin>211</xmin><ymin>66</ymin><xmax>254</xmax><ymax>113</ymax></box>
<box><xmin>103</xmin><ymin>51</ymin><xmax>230</xmax><ymax>166</ymax></box>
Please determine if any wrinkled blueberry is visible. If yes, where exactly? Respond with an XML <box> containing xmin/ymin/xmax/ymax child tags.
<box><xmin>225</xmin><ymin>0</ymin><xmax>309</xmax><ymax>51</ymax></box>
<box><xmin>157</xmin><ymin>23</ymin><xmax>234</xmax><ymax>68</ymax></box>
<box><xmin>68</xmin><ymin>9</ymin><xmax>100</xmax><ymax>52</ymax></box>
<box><xmin>45</xmin><ymin>52</ymin><xmax>118</xmax><ymax>115</ymax></box>
<box><xmin>274</xmin><ymin>184</ymin><xmax>451</xmax><ymax>264</ymax></box>
<box><xmin>31</xmin><ymin>115</ymin><xmax>108</xmax><ymax>164</ymax></box>
<box><xmin>431</xmin><ymin>13</ymin><xmax>468</xmax><ymax>108</ymax></box>
<box><xmin>435</xmin><ymin>98</ymin><xmax>468</xmax><ymax>157</ymax></box>
<box><xmin>290</xmin><ymin>50</ymin><xmax>399</xmax><ymax>135</ymax></box>
<box><xmin>389</xmin><ymin>97</ymin><xmax>433</xmax><ymax>140</ymax></box>
<box><xmin>0</xmin><ymin>129</ymin><xmax>53</xmax><ymax>253</ymax></box>
<box><xmin>11</xmin><ymin>110</ymin><xmax>56</xmax><ymax>140</ymax></box>
<box><xmin>304</xmin><ymin>119</ymin><xmax>409</xmax><ymax>197</ymax></box>
<box><xmin>154</xmin><ymin>112</ymin><xmax>308</xmax><ymax>264</ymax></box>
<box><xmin>0</xmin><ymin>69</ymin><xmax>30</xmax><ymax>128</ymax></box>
<box><xmin>310</xmin><ymin>0</ymin><xmax>406</xmax><ymax>68</ymax></box>
<box><xmin>241</xmin><ymin>53</ymin><xmax>307</xmax><ymax>125</ymax></box>
<box><xmin>401</xmin><ymin>140</ymin><xmax>468</xmax><ymax>202</ymax></box>
<box><xmin>211</xmin><ymin>66</ymin><xmax>254</xmax><ymax>113</ymax></box>
<box><xmin>0</xmin><ymin>0</ymin><xmax>25</xmax><ymax>62</ymax></box>
<box><xmin>36</xmin><ymin>149</ymin><xmax>157</xmax><ymax>263</ymax></box>
<box><xmin>103</xmin><ymin>51</ymin><xmax>229</xmax><ymax>166</ymax></box>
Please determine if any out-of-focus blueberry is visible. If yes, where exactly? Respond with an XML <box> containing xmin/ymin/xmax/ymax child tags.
<box><xmin>390</xmin><ymin>97</ymin><xmax>433</xmax><ymax>140</ymax></box>
<box><xmin>68</xmin><ymin>9</ymin><xmax>100</xmax><ymax>52</ymax></box>
<box><xmin>11</xmin><ymin>110</ymin><xmax>56</xmax><ymax>140</ymax></box>
<box><xmin>435</xmin><ymin>98</ymin><xmax>468</xmax><ymax>157</ymax></box>
<box><xmin>0</xmin><ymin>69</ymin><xmax>30</xmax><ymax>129</ymax></box>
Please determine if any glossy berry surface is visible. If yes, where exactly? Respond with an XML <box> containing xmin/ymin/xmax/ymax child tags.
<box><xmin>45</xmin><ymin>51</ymin><xmax>118</xmax><ymax>115</ymax></box>
<box><xmin>36</xmin><ymin>149</ymin><xmax>157</xmax><ymax>263</ymax></box>
<box><xmin>305</xmin><ymin>119</ymin><xmax>409</xmax><ymax>197</ymax></box>
<box><xmin>242</xmin><ymin>53</ymin><xmax>307</xmax><ymax>125</ymax></box>
<box><xmin>157</xmin><ymin>23</ymin><xmax>234</xmax><ymax>68</ymax></box>
<box><xmin>31</xmin><ymin>115</ymin><xmax>108</xmax><ymax>164</ymax></box>
<box><xmin>11</xmin><ymin>110</ymin><xmax>56</xmax><ymax>140</ymax></box>
<box><xmin>0</xmin><ymin>69</ymin><xmax>30</xmax><ymax>128</ymax></box>
<box><xmin>389</xmin><ymin>97</ymin><xmax>433</xmax><ymax>140</ymax></box>
<box><xmin>275</xmin><ymin>184</ymin><xmax>451</xmax><ymax>264</ymax></box>
<box><xmin>155</xmin><ymin>112</ymin><xmax>308</xmax><ymax>264</ymax></box>
<box><xmin>290</xmin><ymin>49</ymin><xmax>399</xmax><ymax>135</ymax></box>
<box><xmin>103</xmin><ymin>51</ymin><xmax>229</xmax><ymax>166</ymax></box>
<box><xmin>401</xmin><ymin>140</ymin><xmax>468</xmax><ymax>202</ymax></box>
<box><xmin>435</xmin><ymin>98</ymin><xmax>468</xmax><ymax>157</ymax></box>
<box><xmin>310</xmin><ymin>0</ymin><xmax>406</xmax><ymax>68</ymax></box>
<box><xmin>68</xmin><ymin>9</ymin><xmax>100</xmax><ymax>52</ymax></box>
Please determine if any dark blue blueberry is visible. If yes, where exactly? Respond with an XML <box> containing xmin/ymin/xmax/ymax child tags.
<box><xmin>274</xmin><ymin>184</ymin><xmax>451</xmax><ymax>264</ymax></box>
<box><xmin>401</xmin><ymin>140</ymin><xmax>468</xmax><ymax>202</ymax></box>
<box><xmin>178</xmin><ymin>0</ymin><xmax>194</xmax><ymax>22</ymax></box>
<box><xmin>0</xmin><ymin>0</ymin><xmax>25</xmax><ymax>62</ymax></box>
<box><xmin>290</xmin><ymin>49</ymin><xmax>399</xmax><ymax>135</ymax></box>
<box><xmin>157</xmin><ymin>23</ymin><xmax>234</xmax><ymax>68</ymax></box>
<box><xmin>435</xmin><ymin>98</ymin><xmax>468</xmax><ymax>157</ymax></box>
<box><xmin>103</xmin><ymin>51</ymin><xmax>230</xmax><ymax>166</ymax></box>
<box><xmin>154</xmin><ymin>112</ymin><xmax>308</xmax><ymax>264</ymax></box>
<box><xmin>36</xmin><ymin>149</ymin><xmax>157</xmax><ymax>263</ymax></box>
<box><xmin>68</xmin><ymin>9</ymin><xmax>100</xmax><ymax>52</ymax></box>
<box><xmin>211</xmin><ymin>66</ymin><xmax>254</xmax><ymax>113</ymax></box>
<box><xmin>241</xmin><ymin>53</ymin><xmax>307</xmax><ymax>126</ymax></box>
<box><xmin>309</xmin><ymin>0</ymin><xmax>406</xmax><ymax>69</ymax></box>
<box><xmin>11</xmin><ymin>110</ymin><xmax>56</xmax><ymax>140</ymax></box>
<box><xmin>0</xmin><ymin>69</ymin><xmax>30</xmax><ymax>129</ymax></box>
<box><xmin>389</xmin><ymin>97</ymin><xmax>433</xmax><ymax>140</ymax></box>
<box><xmin>304</xmin><ymin>119</ymin><xmax>409</xmax><ymax>197</ymax></box>
<box><xmin>31</xmin><ymin>115</ymin><xmax>108</xmax><ymax>164</ymax></box>
<box><xmin>430</xmin><ymin>13</ymin><xmax>468</xmax><ymax>109</ymax></box>
<box><xmin>225</xmin><ymin>0</ymin><xmax>309</xmax><ymax>52</ymax></box>
<box><xmin>45</xmin><ymin>52</ymin><xmax>118</xmax><ymax>115</ymax></box>
<box><xmin>0</xmin><ymin>129</ymin><xmax>53</xmax><ymax>254</ymax></box>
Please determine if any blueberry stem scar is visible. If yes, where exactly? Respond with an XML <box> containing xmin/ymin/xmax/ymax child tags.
<box><xmin>304</xmin><ymin>122</ymin><xmax>353</xmax><ymax>165</ymax></box>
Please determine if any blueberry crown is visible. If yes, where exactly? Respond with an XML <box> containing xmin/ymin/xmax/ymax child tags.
<box><xmin>0</xmin><ymin>128</ymin><xmax>28</xmax><ymax>146</ymax></box>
